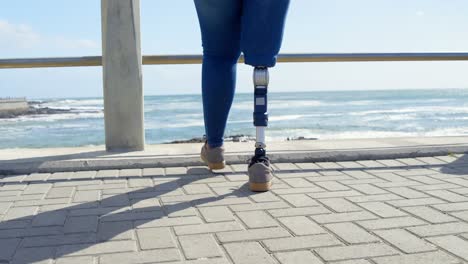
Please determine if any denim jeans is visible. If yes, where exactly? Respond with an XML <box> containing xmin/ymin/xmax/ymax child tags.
<box><xmin>194</xmin><ymin>0</ymin><xmax>290</xmax><ymax>148</ymax></box>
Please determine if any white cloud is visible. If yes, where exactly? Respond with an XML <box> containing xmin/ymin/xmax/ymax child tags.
<box><xmin>0</xmin><ymin>19</ymin><xmax>99</xmax><ymax>53</ymax></box>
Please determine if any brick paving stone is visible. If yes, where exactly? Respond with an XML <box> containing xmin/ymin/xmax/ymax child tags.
<box><xmin>0</xmin><ymin>238</ymin><xmax>21</xmax><ymax>261</ymax></box>
<box><xmin>347</xmin><ymin>193</ymin><xmax>404</xmax><ymax>203</ymax></box>
<box><xmin>236</xmin><ymin>211</ymin><xmax>278</xmax><ymax>228</ymax></box>
<box><xmin>334</xmin><ymin>260</ymin><xmax>373</xmax><ymax>264</ymax></box>
<box><xmin>315</xmin><ymin>243</ymin><xmax>398</xmax><ymax>261</ymax></box>
<box><xmin>295</xmin><ymin>163</ymin><xmax>321</xmax><ymax>170</ymax></box>
<box><xmin>249</xmin><ymin>191</ymin><xmax>281</xmax><ymax>203</ymax></box>
<box><xmin>308</xmin><ymin>190</ymin><xmax>363</xmax><ymax>199</ymax></box>
<box><xmin>268</xmin><ymin>206</ymin><xmax>331</xmax><ymax>217</ymax></box>
<box><xmin>25</xmin><ymin>173</ymin><xmax>51</xmax><ymax>182</ymax></box>
<box><xmin>101</xmin><ymin>210</ymin><xmax>165</xmax><ymax>222</ymax></box>
<box><xmin>3</xmin><ymin>206</ymin><xmax>38</xmax><ymax>220</ymax></box>
<box><xmin>195</xmin><ymin>197</ymin><xmax>252</xmax><ymax>207</ymax></box>
<box><xmin>199</xmin><ymin>206</ymin><xmax>234</xmax><ymax>222</ymax></box>
<box><xmin>451</xmin><ymin>210</ymin><xmax>468</xmax><ymax>221</ymax></box>
<box><xmin>315</xmin><ymin>181</ymin><xmax>349</xmax><ymax>191</ymax></box>
<box><xmin>273</xmin><ymin>187</ymin><xmax>324</xmax><ymax>195</ymax></box>
<box><xmin>274</xmin><ymin>250</ymin><xmax>324</xmax><ymax>264</ymax></box>
<box><xmin>427</xmin><ymin>236</ymin><xmax>468</xmax><ymax>261</ymax></box>
<box><xmin>340</xmin><ymin>179</ymin><xmax>385</xmax><ymax>185</ymax></box>
<box><xmin>337</xmin><ymin>161</ymin><xmax>366</xmax><ymax>169</ymax></box>
<box><xmin>358</xmin><ymin>202</ymin><xmax>407</xmax><ymax>217</ymax></box>
<box><xmin>385</xmin><ymin>187</ymin><xmax>428</xmax><ymax>198</ymax></box>
<box><xmin>119</xmin><ymin>169</ymin><xmax>141</xmax><ymax>178</ymax></box>
<box><xmin>142</xmin><ymin>167</ymin><xmax>165</xmax><ymax>176</ymax></box>
<box><xmin>441</xmin><ymin>177</ymin><xmax>468</xmax><ymax>187</ymax></box>
<box><xmin>278</xmin><ymin>216</ymin><xmax>325</xmax><ymax>235</ymax></box>
<box><xmin>451</xmin><ymin>188</ymin><xmax>468</xmax><ymax>195</ymax></box>
<box><xmin>356</xmin><ymin>160</ymin><xmax>386</xmax><ymax>168</ymax></box>
<box><xmin>0</xmin><ymin>202</ymin><xmax>11</xmax><ymax>214</ymax></box>
<box><xmin>387</xmin><ymin>197</ymin><xmax>446</xmax><ymax>207</ymax></box>
<box><xmin>396</xmin><ymin>158</ymin><xmax>427</xmax><ymax>166</ymax></box>
<box><xmin>374</xmin><ymin>229</ymin><xmax>436</xmax><ymax>253</ymax></box>
<box><xmin>22</xmin><ymin>233</ymin><xmax>96</xmax><ymax>248</ymax></box>
<box><xmin>100</xmin><ymin>249</ymin><xmax>181</xmax><ymax>264</ymax></box>
<box><xmin>32</xmin><ymin>210</ymin><xmax>67</xmax><ymax>227</ymax></box>
<box><xmin>282</xmin><ymin>178</ymin><xmax>316</xmax><ymax>188</ymax></box>
<box><xmin>183</xmin><ymin>184</ymin><xmax>212</xmax><ymax>194</ymax></box>
<box><xmin>73</xmin><ymin>190</ymin><xmax>100</xmax><ymax>203</ymax></box>
<box><xmin>342</xmin><ymin>170</ymin><xmax>375</xmax><ymax>179</ymax></box>
<box><xmin>273</xmin><ymin>163</ymin><xmax>300</xmax><ymax>171</ymax></box>
<box><xmin>312</xmin><ymin>211</ymin><xmax>378</xmax><ymax>224</ymax></box>
<box><xmin>377</xmin><ymin>159</ymin><xmax>407</xmax><ymax>167</ymax></box>
<box><xmin>263</xmin><ymin>234</ymin><xmax>341</xmax><ymax>251</ymax></box>
<box><xmin>280</xmin><ymin>194</ymin><xmax>319</xmax><ymax>207</ymax></box>
<box><xmin>318</xmin><ymin>198</ymin><xmax>362</xmax><ymax>212</ymax></box>
<box><xmin>316</xmin><ymin>162</ymin><xmax>343</xmax><ymax>169</ymax></box>
<box><xmin>136</xmin><ymin>216</ymin><xmax>202</xmax><ymax>228</ymax></box>
<box><xmin>432</xmin><ymin>201</ymin><xmax>468</xmax><ymax>212</ymax></box>
<box><xmin>46</xmin><ymin>187</ymin><xmax>74</xmax><ymax>199</ymax></box>
<box><xmin>224</xmin><ymin>242</ymin><xmax>276</xmax><ymax>264</ymax></box>
<box><xmin>216</xmin><ymin>227</ymin><xmax>291</xmax><ymax>243</ymax></box>
<box><xmin>410</xmin><ymin>176</ymin><xmax>445</xmax><ymax>185</ymax></box>
<box><xmin>55</xmin><ymin>256</ymin><xmax>95</xmax><ymax>264</ymax></box>
<box><xmin>174</xmin><ymin>221</ymin><xmax>244</xmax><ymax>235</ymax></box>
<box><xmin>13</xmin><ymin>197</ymin><xmax>70</xmax><ymax>207</ymax></box>
<box><xmin>357</xmin><ymin>216</ymin><xmax>426</xmax><ymax>230</ymax></box>
<box><xmin>412</xmin><ymin>183</ymin><xmax>460</xmax><ymax>191</ymax></box>
<box><xmin>136</xmin><ymin>227</ymin><xmax>176</xmax><ymax>249</ymax></box>
<box><xmin>307</xmin><ymin>175</ymin><xmax>353</xmax><ymax>182</ymax></box>
<box><xmin>372</xmin><ymin>251</ymin><xmax>461</xmax><ymax>264</ymax></box>
<box><xmin>402</xmin><ymin>206</ymin><xmax>457</xmax><ymax>223</ymax></box>
<box><xmin>64</xmin><ymin>216</ymin><xmax>98</xmax><ymax>233</ymax></box>
<box><xmin>230</xmin><ymin>201</ymin><xmax>290</xmax><ymax>212</ymax></box>
<box><xmin>324</xmin><ymin>222</ymin><xmax>379</xmax><ymax>244</ymax></box>
<box><xmin>11</xmin><ymin>246</ymin><xmax>55</xmax><ymax>264</ymax></box>
<box><xmin>425</xmin><ymin>190</ymin><xmax>468</xmax><ymax>202</ymax></box>
<box><xmin>179</xmin><ymin>234</ymin><xmax>222</xmax><ymax>259</ymax></box>
<box><xmin>98</xmin><ymin>221</ymin><xmax>134</xmax><ymax>241</ymax></box>
<box><xmin>22</xmin><ymin>183</ymin><xmax>52</xmax><ymax>195</ymax></box>
<box><xmin>56</xmin><ymin>240</ymin><xmax>137</xmax><ymax>257</ymax></box>
<box><xmin>408</xmin><ymin>222</ymin><xmax>468</xmax><ymax>237</ymax></box>
<box><xmin>0</xmin><ymin>190</ymin><xmax>21</xmax><ymax>197</ymax></box>
<box><xmin>273</xmin><ymin>171</ymin><xmax>319</xmax><ymax>179</ymax></box>
<box><xmin>349</xmin><ymin>184</ymin><xmax>387</xmax><ymax>195</ymax></box>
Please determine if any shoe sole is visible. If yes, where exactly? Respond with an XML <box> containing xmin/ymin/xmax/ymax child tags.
<box><xmin>207</xmin><ymin>161</ymin><xmax>225</xmax><ymax>170</ymax></box>
<box><xmin>249</xmin><ymin>181</ymin><xmax>272</xmax><ymax>192</ymax></box>
<box><xmin>201</xmin><ymin>156</ymin><xmax>225</xmax><ymax>170</ymax></box>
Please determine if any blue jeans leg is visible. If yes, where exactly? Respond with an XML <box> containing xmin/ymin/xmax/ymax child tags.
<box><xmin>194</xmin><ymin>0</ymin><xmax>242</xmax><ymax>148</ymax></box>
<box><xmin>242</xmin><ymin>0</ymin><xmax>290</xmax><ymax>67</ymax></box>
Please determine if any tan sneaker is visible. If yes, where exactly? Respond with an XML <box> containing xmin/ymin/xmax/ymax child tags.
<box><xmin>200</xmin><ymin>141</ymin><xmax>225</xmax><ymax>170</ymax></box>
<box><xmin>248</xmin><ymin>157</ymin><xmax>273</xmax><ymax>192</ymax></box>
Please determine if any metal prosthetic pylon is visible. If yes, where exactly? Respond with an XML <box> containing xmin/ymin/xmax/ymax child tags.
<box><xmin>250</xmin><ymin>66</ymin><xmax>269</xmax><ymax>166</ymax></box>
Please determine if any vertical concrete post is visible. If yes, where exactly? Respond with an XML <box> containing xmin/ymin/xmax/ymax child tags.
<box><xmin>101</xmin><ymin>0</ymin><xmax>145</xmax><ymax>151</ymax></box>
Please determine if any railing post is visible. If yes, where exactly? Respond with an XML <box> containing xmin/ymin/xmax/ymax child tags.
<box><xmin>101</xmin><ymin>0</ymin><xmax>145</xmax><ymax>151</ymax></box>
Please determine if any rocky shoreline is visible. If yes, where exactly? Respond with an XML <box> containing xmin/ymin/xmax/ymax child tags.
<box><xmin>0</xmin><ymin>101</ymin><xmax>73</xmax><ymax>119</ymax></box>
<box><xmin>165</xmin><ymin>135</ymin><xmax>317</xmax><ymax>144</ymax></box>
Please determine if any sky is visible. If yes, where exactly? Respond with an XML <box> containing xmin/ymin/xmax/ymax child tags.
<box><xmin>1</xmin><ymin>0</ymin><xmax>468</xmax><ymax>98</ymax></box>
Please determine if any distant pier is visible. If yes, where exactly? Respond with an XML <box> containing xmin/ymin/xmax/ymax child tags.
<box><xmin>0</xmin><ymin>97</ymin><xmax>28</xmax><ymax>114</ymax></box>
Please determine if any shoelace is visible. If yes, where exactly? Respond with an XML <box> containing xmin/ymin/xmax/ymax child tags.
<box><xmin>248</xmin><ymin>155</ymin><xmax>270</xmax><ymax>167</ymax></box>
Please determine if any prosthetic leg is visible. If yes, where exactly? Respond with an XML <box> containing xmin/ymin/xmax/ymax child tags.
<box><xmin>248</xmin><ymin>66</ymin><xmax>273</xmax><ymax>192</ymax></box>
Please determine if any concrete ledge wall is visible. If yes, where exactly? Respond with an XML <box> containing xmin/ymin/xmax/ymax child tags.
<box><xmin>0</xmin><ymin>98</ymin><xmax>28</xmax><ymax>113</ymax></box>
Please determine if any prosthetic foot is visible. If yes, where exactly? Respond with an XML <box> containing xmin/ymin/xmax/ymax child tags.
<box><xmin>248</xmin><ymin>67</ymin><xmax>273</xmax><ymax>192</ymax></box>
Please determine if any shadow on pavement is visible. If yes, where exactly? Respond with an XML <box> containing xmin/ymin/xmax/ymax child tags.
<box><xmin>0</xmin><ymin>168</ymin><xmax>255</xmax><ymax>263</ymax></box>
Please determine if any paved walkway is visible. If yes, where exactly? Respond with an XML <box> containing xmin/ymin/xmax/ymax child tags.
<box><xmin>1</xmin><ymin>154</ymin><xmax>468</xmax><ymax>263</ymax></box>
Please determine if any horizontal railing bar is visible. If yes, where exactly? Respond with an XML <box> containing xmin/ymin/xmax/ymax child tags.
<box><xmin>2</xmin><ymin>53</ymin><xmax>468</xmax><ymax>69</ymax></box>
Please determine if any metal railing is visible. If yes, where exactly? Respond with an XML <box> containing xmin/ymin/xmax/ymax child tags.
<box><xmin>2</xmin><ymin>53</ymin><xmax>468</xmax><ymax>69</ymax></box>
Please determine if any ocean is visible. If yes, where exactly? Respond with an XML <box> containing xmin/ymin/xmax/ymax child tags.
<box><xmin>2</xmin><ymin>88</ymin><xmax>468</xmax><ymax>149</ymax></box>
